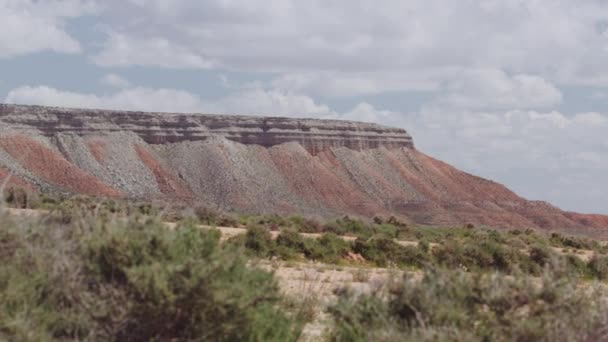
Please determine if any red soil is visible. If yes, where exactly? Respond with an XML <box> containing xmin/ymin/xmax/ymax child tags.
<box><xmin>134</xmin><ymin>144</ymin><xmax>193</xmax><ymax>199</ymax></box>
<box><xmin>0</xmin><ymin>135</ymin><xmax>121</xmax><ymax>197</ymax></box>
<box><xmin>86</xmin><ymin>138</ymin><xmax>108</xmax><ymax>164</ymax></box>
<box><xmin>269</xmin><ymin>147</ymin><xmax>382</xmax><ymax>216</ymax></box>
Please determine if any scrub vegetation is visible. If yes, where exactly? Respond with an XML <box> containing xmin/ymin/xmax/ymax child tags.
<box><xmin>2</xmin><ymin>194</ymin><xmax>608</xmax><ymax>341</ymax></box>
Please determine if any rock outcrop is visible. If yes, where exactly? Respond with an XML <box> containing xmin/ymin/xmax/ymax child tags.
<box><xmin>0</xmin><ymin>104</ymin><xmax>413</xmax><ymax>155</ymax></box>
<box><xmin>1</xmin><ymin>104</ymin><xmax>607</xmax><ymax>237</ymax></box>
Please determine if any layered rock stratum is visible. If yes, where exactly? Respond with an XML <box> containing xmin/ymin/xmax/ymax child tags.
<box><xmin>1</xmin><ymin>104</ymin><xmax>607</xmax><ymax>236</ymax></box>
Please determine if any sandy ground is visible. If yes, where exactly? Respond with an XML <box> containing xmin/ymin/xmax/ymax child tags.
<box><xmin>259</xmin><ymin>261</ymin><xmax>415</xmax><ymax>341</ymax></box>
<box><xmin>551</xmin><ymin>246</ymin><xmax>596</xmax><ymax>262</ymax></box>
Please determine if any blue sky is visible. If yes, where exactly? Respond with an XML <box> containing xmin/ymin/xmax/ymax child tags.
<box><xmin>2</xmin><ymin>0</ymin><xmax>608</xmax><ymax>214</ymax></box>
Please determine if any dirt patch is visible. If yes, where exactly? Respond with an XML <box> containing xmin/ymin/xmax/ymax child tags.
<box><xmin>551</xmin><ymin>246</ymin><xmax>596</xmax><ymax>262</ymax></box>
<box><xmin>264</xmin><ymin>261</ymin><xmax>412</xmax><ymax>341</ymax></box>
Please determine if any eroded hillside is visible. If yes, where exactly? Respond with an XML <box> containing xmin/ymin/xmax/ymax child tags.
<box><xmin>1</xmin><ymin>104</ymin><xmax>607</xmax><ymax>235</ymax></box>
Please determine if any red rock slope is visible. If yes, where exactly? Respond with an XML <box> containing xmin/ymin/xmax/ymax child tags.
<box><xmin>0</xmin><ymin>104</ymin><xmax>606</xmax><ymax>236</ymax></box>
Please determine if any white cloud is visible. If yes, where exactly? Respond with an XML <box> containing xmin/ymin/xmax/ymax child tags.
<box><xmin>438</xmin><ymin>69</ymin><xmax>563</xmax><ymax>109</ymax></box>
<box><xmin>3</xmin><ymin>84</ymin><xmax>336</xmax><ymax>118</ymax></box>
<box><xmin>92</xmin><ymin>31</ymin><xmax>215</xmax><ymax>69</ymax></box>
<box><xmin>100</xmin><ymin>73</ymin><xmax>131</xmax><ymax>88</ymax></box>
<box><xmin>271</xmin><ymin>71</ymin><xmax>443</xmax><ymax>97</ymax></box>
<box><xmin>5</xmin><ymin>85</ymin><xmax>205</xmax><ymax>113</ymax></box>
<box><xmin>206</xmin><ymin>88</ymin><xmax>336</xmax><ymax>117</ymax></box>
<box><xmin>0</xmin><ymin>0</ymin><xmax>97</xmax><ymax>58</ymax></box>
<box><xmin>91</xmin><ymin>0</ymin><xmax>608</xmax><ymax>87</ymax></box>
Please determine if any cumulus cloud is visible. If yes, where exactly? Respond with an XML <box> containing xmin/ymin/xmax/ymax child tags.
<box><xmin>271</xmin><ymin>71</ymin><xmax>443</xmax><ymax>97</ymax></box>
<box><xmin>438</xmin><ymin>69</ymin><xmax>563</xmax><ymax>109</ymax></box>
<box><xmin>5</xmin><ymin>86</ymin><xmax>205</xmax><ymax>113</ymax></box>
<box><xmin>92</xmin><ymin>31</ymin><xmax>215</xmax><ymax>69</ymax></box>
<box><xmin>91</xmin><ymin>0</ymin><xmax>608</xmax><ymax>87</ymax></box>
<box><xmin>3</xmin><ymin>84</ymin><xmax>336</xmax><ymax>118</ymax></box>
<box><xmin>0</xmin><ymin>0</ymin><xmax>97</xmax><ymax>58</ymax></box>
<box><xmin>206</xmin><ymin>88</ymin><xmax>336</xmax><ymax>117</ymax></box>
<box><xmin>100</xmin><ymin>73</ymin><xmax>131</xmax><ymax>89</ymax></box>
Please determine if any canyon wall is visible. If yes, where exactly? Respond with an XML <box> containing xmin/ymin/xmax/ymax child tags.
<box><xmin>1</xmin><ymin>104</ymin><xmax>607</xmax><ymax>237</ymax></box>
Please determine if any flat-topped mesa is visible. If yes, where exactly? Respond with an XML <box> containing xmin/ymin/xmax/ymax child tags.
<box><xmin>0</xmin><ymin>104</ymin><xmax>414</xmax><ymax>154</ymax></box>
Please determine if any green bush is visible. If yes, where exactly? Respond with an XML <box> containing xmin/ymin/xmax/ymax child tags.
<box><xmin>588</xmin><ymin>256</ymin><xmax>608</xmax><ymax>280</ymax></box>
<box><xmin>529</xmin><ymin>244</ymin><xmax>552</xmax><ymax>267</ymax></box>
<box><xmin>324</xmin><ymin>216</ymin><xmax>370</xmax><ymax>237</ymax></box>
<box><xmin>245</xmin><ymin>224</ymin><xmax>275</xmax><ymax>257</ymax></box>
<box><xmin>287</xmin><ymin>216</ymin><xmax>322</xmax><ymax>233</ymax></box>
<box><xmin>329</xmin><ymin>269</ymin><xmax>608</xmax><ymax>341</ymax></box>
<box><xmin>274</xmin><ymin>229</ymin><xmax>306</xmax><ymax>260</ymax></box>
<box><xmin>276</xmin><ymin>229</ymin><xmax>306</xmax><ymax>250</ymax></box>
<box><xmin>0</xmin><ymin>213</ymin><xmax>300</xmax><ymax>341</ymax></box>
<box><xmin>310</xmin><ymin>233</ymin><xmax>351</xmax><ymax>263</ymax></box>
<box><xmin>354</xmin><ymin>236</ymin><xmax>429</xmax><ymax>268</ymax></box>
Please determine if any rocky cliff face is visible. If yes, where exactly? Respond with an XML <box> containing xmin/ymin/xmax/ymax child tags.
<box><xmin>0</xmin><ymin>104</ymin><xmax>413</xmax><ymax>154</ymax></box>
<box><xmin>1</xmin><ymin>104</ymin><xmax>607</xmax><ymax>236</ymax></box>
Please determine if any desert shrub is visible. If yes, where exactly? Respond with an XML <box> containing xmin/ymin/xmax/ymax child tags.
<box><xmin>371</xmin><ymin>216</ymin><xmax>410</xmax><ymax>238</ymax></box>
<box><xmin>324</xmin><ymin>216</ymin><xmax>371</xmax><ymax>237</ymax></box>
<box><xmin>136</xmin><ymin>203</ymin><xmax>157</xmax><ymax>216</ymax></box>
<box><xmin>329</xmin><ymin>269</ymin><xmax>608</xmax><ymax>341</ymax></box>
<box><xmin>467</xmin><ymin>241</ymin><xmax>507</xmax><ymax>270</ymax></box>
<box><xmin>564</xmin><ymin>254</ymin><xmax>592</xmax><ymax>278</ymax></box>
<box><xmin>432</xmin><ymin>238</ymin><xmax>539</xmax><ymax>274</ymax></box>
<box><xmin>245</xmin><ymin>225</ymin><xmax>275</xmax><ymax>257</ymax></box>
<box><xmin>409</xmin><ymin>225</ymin><xmax>478</xmax><ymax>243</ymax></box>
<box><xmin>247</xmin><ymin>230</ymin><xmax>352</xmax><ymax>264</ymax></box>
<box><xmin>3</xmin><ymin>187</ymin><xmax>30</xmax><ymax>208</ymax></box>
<box><xmin>504</xmin><ymin>235</ymin><xmax>527</xmax><ymax>249</ymax></box>
<box><xmin>529</xmin><ymin>244</ymin><xmax>552</xmax><ymax>267</ymax></box>
<box><xmin>371</xmin><ymin>223</ymin><xmax>399</xmax><ymax>238</ymax></box>
<box><xmin>354</xmin><ymin>236</ymin><xmax>428</xmax><ymax>268</ymax></box>
<box><xmin>311</xmin><ymin>233</ymin><xmax>352</xmax><ymax>263</ymax></box>
<box><xmin>241</xmin><ymin>215</ymin><xmax>289</xmax><ymax>231</ymax></box>
<box><xmin>430</xmin><ymin>240</ymin><xmax>467</xmax><ymax>268</ymax></box>
<box><xmin>0</xmin><ymin>213</ymin><xmax>300</xmax><ymax>341</ymax></box>
<box><xmin>287</xmin><ymin>215</ymin><xmax>322</xmax><ymax>233</ymax></box>
<box><xmin>29</xmin><ymin>193</ymin><xmax>60</xmax><ymax>209</ymax></box>
<box><xmin>418</xmin><ymin>239</ymin><xmax>430</xmax><ymax>253</ymax></box>
<box><xmin>276</xmin><ymin>229</ymin><xmax>306</xmax><ymax>250</ymax></box>
<box><xmin>274</xmin><ymin>229</ymin><xmax>307</xmax><ymax>260</ymax></box>
<box><xmin>550</xmin><ymin>232</ymin><xmax>600</xmax><ymax>252</ymax></box>
<box><xmin>194</xmin><ymin>205</ymin><xmax>218</xmax><ymax>225</ymax></box>
<box><xmin>192</xmin><ymin>206</ymin><xmax>239</xmax><ymax>227</ymax></box>
<box><xmin>588</xmin><ymin>255</ymin><xmax>608</xmax><ymax>280</ymax></box>
<box><xmin>387</xmin><ymin>215</ymin><xmax>408</xmax><ymax>228</ymax></box>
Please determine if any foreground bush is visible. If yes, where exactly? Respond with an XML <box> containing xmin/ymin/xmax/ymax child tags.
<box><xmin>0</xmin><ymin>211</ymin><xmax>300</xmax><ymax>341</ymax></box>
<box><xmin>329</xmin><ymin>269</ymin><xmax>608</xmax><ymax>341</ymax></box>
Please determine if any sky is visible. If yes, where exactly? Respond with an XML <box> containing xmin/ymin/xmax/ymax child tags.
<box><xmin>1</xmin><ymin>0</ymin><xmax>607</xmax><ymax>214</ymax></box>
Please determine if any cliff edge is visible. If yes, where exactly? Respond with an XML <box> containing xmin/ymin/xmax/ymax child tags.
<box><xmin>0</xmin><ymin>104</ymin><xmax>413</xmax><ymax>154</ymax></box>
